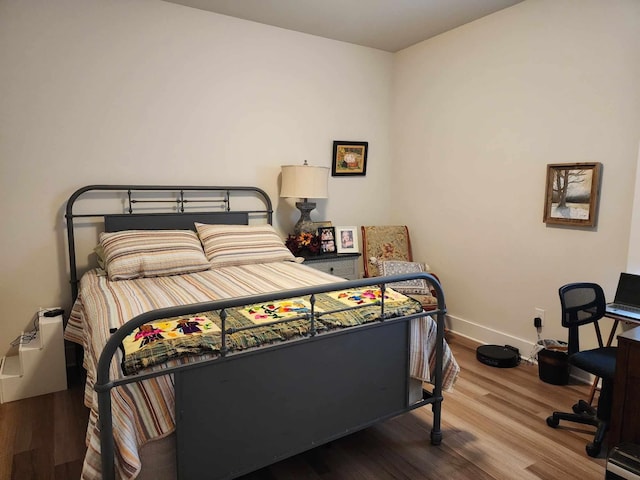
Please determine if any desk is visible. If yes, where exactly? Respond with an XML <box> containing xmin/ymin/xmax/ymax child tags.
<box><xmin>609</xmin><ymin>326</ymin><xmax>640</xmax><ymax>446</ymax></box>
<box><xmin>604</xmin><ymin>312</ymin><xmax>640</xmax><ymax>345</ymax></box>
<box><xmin>587</xmin><ymin>313</ymin><xmax>640</xmax><ymax>404</ymax></box>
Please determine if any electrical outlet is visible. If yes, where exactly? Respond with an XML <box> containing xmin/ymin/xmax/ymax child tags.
<box><xmin>534</xmin><ymin>307</ymin><xmax>545</xmax><ymax>327</ymax></box>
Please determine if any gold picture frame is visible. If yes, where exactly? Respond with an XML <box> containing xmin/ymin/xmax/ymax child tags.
<box><xmin>543</xmin><ymin>162</ymin><xmax>602</xmax><ymax>227</ymax></box>
<box><xmin>312</xmin><ymin>221</ymin><xmax>332</xmax><ymax>229</ymax></box>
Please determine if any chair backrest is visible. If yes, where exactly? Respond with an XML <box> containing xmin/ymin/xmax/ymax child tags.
<box><xmin>361</xmin><ymin>226</ymin><xmax>413</xmax><ymax>277</ymax></box>
<box><xmin>558</xmin><ymin>282</ymin><xmax>606</xmax><ymax>356</ymax></box>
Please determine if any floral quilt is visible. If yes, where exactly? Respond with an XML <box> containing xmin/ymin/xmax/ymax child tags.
<box><xmin>121</xmin><ymin>287</ymin><xmax>422</xmax><ymax>375</ymax></box>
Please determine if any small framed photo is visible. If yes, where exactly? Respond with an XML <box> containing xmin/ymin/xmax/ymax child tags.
<box><xmin>543</xmin><ymin>162</ymin><xmax>602</xmax><ymax>227</ymax></box>
<box><xmin>312</xmin><ymin>221</ymin><xmax>333</xmax><ymax>229</ymax></box>
<box><xmin>317</xmin><ymin>226</ymin><xmax>336</xmax><ymax>254</ymax></box>
<box><xmin>335</xmin><ymin>226</ymin><xmax>359</xmax><ymax>253</ymax></box>
<box><xmin>332</xmin><ymin>141</ymin><xmax>368</xmax><ymax>177</ymax></box>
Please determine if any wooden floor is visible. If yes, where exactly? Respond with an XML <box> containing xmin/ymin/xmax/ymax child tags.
<box><xmin>0</xmin><ymin>334</ymin><xmax>607</xmax><ymax>480</ymax></box>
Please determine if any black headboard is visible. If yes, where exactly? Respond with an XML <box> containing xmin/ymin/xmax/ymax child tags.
<box><xmin>65</xmin><ymin>185</ymin><xmax>273</xmax><ymax>301</ymax></box>
<box><xmin>104</xmin><ymin>212</ymin><xmax>249</xmax><ymax>232</ymax></box>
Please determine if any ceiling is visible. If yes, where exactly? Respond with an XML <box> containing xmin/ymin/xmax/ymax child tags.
<box><xmin>163</xmin><ymin>0</ymin><xmax>525</xmax><ymax>52</ymax></box>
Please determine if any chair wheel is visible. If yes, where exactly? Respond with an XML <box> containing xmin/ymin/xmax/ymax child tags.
<box><xmin>586</xmin><ymin>442</ymin><xmax>601</xmax><ymax>457</ymax></box>
<box><xmin>573</xmin><ymin>400</ymin><xmax>596</xmax><ymax>416</ymax></box>
<box><xmin>546</xmin><ymin>416</ymin><xmax>559</xmax><ymax>428</ymax></box>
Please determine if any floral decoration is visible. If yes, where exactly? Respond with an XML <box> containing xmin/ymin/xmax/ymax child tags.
<box><xmin>285</xmin><ymin>232</ymin><xmax>321</xmax><ymax>256</ymax></box>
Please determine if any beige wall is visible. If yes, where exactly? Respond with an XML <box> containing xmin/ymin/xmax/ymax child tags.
<box><xmin>392</xmin><ymin>0</ymin><xmax>640</xmax><ymax>352</ymax></box>
<box><xmin>627</xmin><ymin>142</ymin><xmax>640</xmax><ymax>272</ymax></box>
<box><xmin>2</xmin><ymin>0</ymin><xmax>640</xmax><ymax>360</ymax></box>
<box><xmin>0</xmin><ymin>0</ymin><xmax>394</xmax><ymax>353</ymax></box>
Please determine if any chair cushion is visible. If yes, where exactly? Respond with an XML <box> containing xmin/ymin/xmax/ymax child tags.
<box><xmin>380</xmin><ymin>260</ymin><xmax>432</xmax><ymax>295</ymax></box>
<box><xmin>569</xmin><ymin>347</ymin><xmax>617</xmax><ymax>379</ymax></box>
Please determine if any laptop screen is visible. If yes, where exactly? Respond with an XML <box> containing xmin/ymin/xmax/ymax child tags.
<box><xmin>614</xmin><ymin>273</ymin><xmax>640</xmax><ymax>307</ymax></box>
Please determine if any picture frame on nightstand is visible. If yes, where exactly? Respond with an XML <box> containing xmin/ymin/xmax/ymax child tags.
<box><xmin>312</xmin><ymin>221</ymin><xmax>332</xmax><ymax>229</ymax></box>
<box><xmin>335</xmin><ymin>226</ymin><xmax>359</xmax><ymax>254</ymax></box>
<box><xmin>317</xmin><ymin>226</ymin><xmax>336</xmax><ymax>254</ymax></box>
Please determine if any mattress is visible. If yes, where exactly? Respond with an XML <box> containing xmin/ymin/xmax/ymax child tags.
<box><xmin>65</xmin><ymin>261</ymin><xmax>459</xmax><ymax>479</ymax></box>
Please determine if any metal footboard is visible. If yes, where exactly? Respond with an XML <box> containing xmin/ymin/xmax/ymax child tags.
<box><xmin>94</xmin><ymin>273</ymin><xmax>446</xmax><ymax>480</ymax></box>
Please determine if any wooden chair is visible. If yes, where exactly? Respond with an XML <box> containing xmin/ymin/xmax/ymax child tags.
<box><xmin>360</xmin><ymin>225</ymin><xmax>439</xmax><ymax>311</ymax></box>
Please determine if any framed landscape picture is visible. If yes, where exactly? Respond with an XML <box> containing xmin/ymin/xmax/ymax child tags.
<box><xmin>543</xmin><ymin>162</ymin><xmax>602</xmax><ymax>227</ymax></box>
<box><xmin>332</xmin><ymin>141</ymin><xmax>368</xmax><ymax>176</ymax></box>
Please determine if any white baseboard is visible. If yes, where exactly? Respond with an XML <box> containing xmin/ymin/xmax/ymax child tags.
<box><xmin>446</xmin><ymin>313</ymin><xmax>592</xmax><ymax>384</ymax></box>
<box><xmin>447</xmin><ymin>314</ymin><xmax>538</xmax><ymax>360</ymax></box>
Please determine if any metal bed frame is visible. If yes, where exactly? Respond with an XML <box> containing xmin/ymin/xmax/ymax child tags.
<box><xmin>65</xmin><ymin>185</ymin><xmax>447</xmax><ymax>480</ymax></box>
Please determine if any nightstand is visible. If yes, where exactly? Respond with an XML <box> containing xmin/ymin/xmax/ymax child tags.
<box><xmin>301</xmin><ymin>253</ymin><xmax>361</xmax><ymax>280</ymax></box>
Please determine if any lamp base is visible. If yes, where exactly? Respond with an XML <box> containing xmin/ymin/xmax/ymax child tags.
<box><xmin>294</xmin><ymin>201</ymin><xmax>316</xmax><ymax>235</ymax></box>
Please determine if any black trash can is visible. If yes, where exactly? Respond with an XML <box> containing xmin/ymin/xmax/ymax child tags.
<box><xmin>537</xmin><ymin>340</ymin><xmax>569</xmax><ymax>385</ymax></box>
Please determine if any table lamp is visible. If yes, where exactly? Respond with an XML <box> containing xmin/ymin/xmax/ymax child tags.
<box><xmin>280</xmin><ymin>161</ymin><xmax>329</xmax><ymax>235</ymax></box>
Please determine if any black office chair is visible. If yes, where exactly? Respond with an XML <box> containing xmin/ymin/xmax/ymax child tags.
<box><xmin>546</xmin><ymin>282</ymin><xmax>617</xmax><ymax>457</ymax></box>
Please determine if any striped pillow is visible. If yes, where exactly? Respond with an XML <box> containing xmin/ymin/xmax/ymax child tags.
<box><xmin>195</xmin><ymin>223</ymin><xmax>296</xmax><ymax>268</ymax></box>
<box><xmin>99</xmin><ymin>230</ymin><xmax>211</xmax><ymax>281</ymax></box>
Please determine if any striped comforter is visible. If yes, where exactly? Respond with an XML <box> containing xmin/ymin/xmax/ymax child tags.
<box><xmin>65</xmin><ymin>261</ymin><xmax>459</xmax><ymax>480</ymax></box>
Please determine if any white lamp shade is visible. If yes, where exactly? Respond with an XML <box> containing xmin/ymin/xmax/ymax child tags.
<box><xmin>280</xmin><ymin>164</ymin><xmax>329</xmax><ymax>199</ymax></box>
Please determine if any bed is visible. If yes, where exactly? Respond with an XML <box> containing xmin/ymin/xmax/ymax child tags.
<box><xmin>63</xmin><ymin>185</ymin><xmax>459</xmax><ymax>480</ymax></box>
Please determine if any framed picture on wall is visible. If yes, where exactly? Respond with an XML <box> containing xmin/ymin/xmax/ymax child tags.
<box><xmin>332</xmin><ymin>141</ymin><xmax>368</xmax><ymax>176</ymax></box>
<box><xmin>543</xmin><ymin>162</ymin><xmax>602</xmax><ymax>227</ymax></box>
<box><xmin>335</xmin><ymin>226</ymin><xmax>359</xmax><ymax>253</ymax></box>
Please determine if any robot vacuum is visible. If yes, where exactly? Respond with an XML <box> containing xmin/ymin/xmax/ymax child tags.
<box><xmin>476</xmin><ymin>344</ymin><xmax>520</xmax><ymax>368</ymax></box>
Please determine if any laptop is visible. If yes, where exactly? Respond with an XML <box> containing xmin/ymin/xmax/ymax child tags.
<box><xmin>606</xmin><ymin>272</ymin><xmax>640</xmax><ymax>321</ymax></box>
